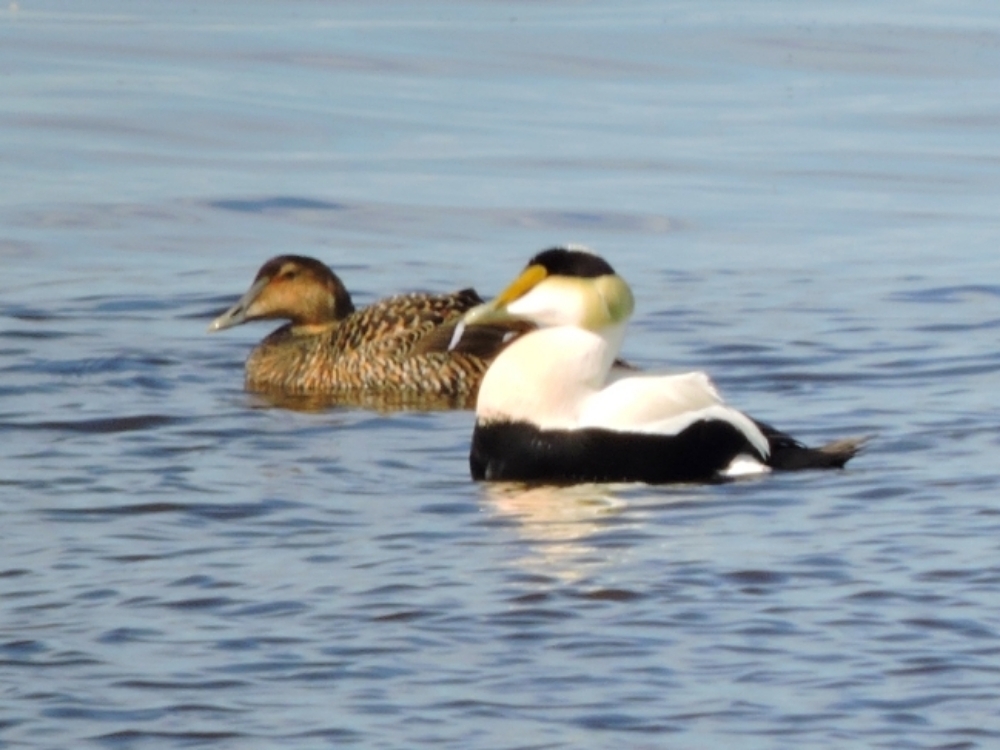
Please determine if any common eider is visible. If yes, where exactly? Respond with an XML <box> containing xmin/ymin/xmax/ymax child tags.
<box><xmin>452</xmin><ymin>247</ymin><xmax>864</xmax><ymax>484</ymax></box>
<box><xmin>208</xmin><ymin>255</ymin><xmax>528</xmax><ymax>407</ymax></box>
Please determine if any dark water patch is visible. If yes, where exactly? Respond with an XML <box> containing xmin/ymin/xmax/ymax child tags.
<box><xmin>665</xmin><ymin>609</ymin><xmax>712</xmax><ymax>625</ymax></box>
<box><xmin>847</xmin><ymin>589</ymin><xmax>904</xmax><ymax>602</ymax></box>
<box><xmin>1</xmin><ymin>640</ymin><xmax>47</xmax><ymax>657</ymax></box>
<box><xmin>160</xmin><ymin>596</ymin><xmax>240</xmax><ymax>612</ymax></box>
<box><xmin>216</xmin><ymin>636</ymin><xmax>307</xmax><ymax>652</ymax></box>
<box><xmin>319</xmin><ymin>644</ymin><xmax>414</xmax><ymax>659</ymax></box>
<box><xmin>96</xmin><ymin>628</ymin><xmax>163</xmax><ymax>644</ymax></box>
<box><xmin>491</xmin><ymin>608</ymin><xmax>577</xmax><ymax>625</ymax></box>
<box><xmin>890</xmin><ymin>285</ymin><xmax>1000</xmax><ymax>304</ymax></box>
<box><xmin>184</xmin><ymin>501</ymin><xmax>287</xmax><ymax>523</ymax></box>
<box><xmin>163</xmin><ymin>703</ymin><xmax>243</xmax><ymax>716</ymax></box>
<box><xmin>231</xmin><ymin>601</ymin><xmax>309</xmax><ymax>618</ymax></box>
<box><xmin>554</xmin><ymin>637</ymin><xmax>658</xmax><ymax>660</ymax></box>
<box><xmin>917</xmin><ymin>568</ymin><xmax>980</xmax><ymax>582</ymax></box>
<box><xmin>75</xmin><ymin>587</ymin><xmax>118</xmax><ymax>601</ymax></box>
<box><xmin>373</xmin><ymin>530</ymin><xmax>462</xmax><ymax>544</ymax></box>
<box><xmin>93</xmin><ymin>729</ymin><xmax>245</xmax><ymax>746</ymax></box>
<box><xmin>358</xmin><ymin>583</ymin><xmax>423</xmax><ymax>597</ymax></box>
<box><xmin>572</xmin><ymin>588</ymin><xmax>645</xmax><ymax>602</ymax></box>
<box><xmin>209</xmin><ymin>195</ymin><xmax>347</xmax><ymax>214</ymax></box>
<box><xmin>844</xmin><ymin>484</ymin><xmax>914</xmax><ymax>501</ymax></box>
<box><xmin>878</xmin><ymin>360</ymin><xmax>1000</xmax><ymax>382</ymax></box>
<box><xmin>114</xmin><ymin>679</ymin><xmax>249</xmax><ymax>691</ymax></box>
<box><xmin>577</xmin><ymin>527</ymin><xmax>658</xmax><ymax>548</ymax></box>
<box><xmin>84</xmin><ymin>296</ymin><xmax>187</xmax><ymax>315</ymax></box>
<box><xmin>371</xmin><ymin>609</ymin><xmax>432</xmax><ymax>623</ymax></box>
<box><xmin>574</xmin><ymin>712</ymin><xmax>680</xmax><ymax>733</ymax></box>
<box><xmin>276</xmin><ymin>662</ymin><xmax>413</xmax><ymax>681</ymax></box>
<box><xmin>4</xmin><ymin>587</ymin><xmax>61</xmax><ymax>603</ymax></box>
<box><xmin>303</xmin><ymin>553</ymin><xmax>344</xmax><ymax>564</ymax></box>
<box><xmin>690</xmin><ymin>347</ymin><xmax>809</xmax><ymax>370</ymax></box>
<box><xmin>775</xmin><ymin>711</ymin><xmax>853</xmax><ymax>726</ymax></box>
<box><xmin>47</xmin><ymin>499</ymin><xmax>292</xmax><ymax>523</ymax></box>
<box><xmin>419</xmin><ymin>501</ymin><xmax>480</xmax><ymax>515</ymax></box>
<box><xmin>888</xmin><ymin>657</ymin><xmax>1000</xmax><ymax>678</ymax></box>
<box><xmin>715</xmin><ymin>643</ymin><xmax>786</xmax><ymax>658</ymax></box>
<box><xmin>0</xmin><ymin>328</ymin><xmax>75</xmax><ymax>340</ymax></box>
<box><xmin>836</xmin><ymin>694</ymin><xmax>955</xmax><ymax>713</ymax></box>
<box><xmin>12</xmin><ymin>353</ymin><xmax>179</xmax><ymax>377</ymax></box>
<box><xmin>2</xmin><ymin>306</ymin><xmax>66</xmax><ymax>322</ymax></box>
<box><xmin>903</xmin><ymin>617</ymin><xmax>998</xmax><ymax>640</ymax></box>
<box><xmin>0</xmin><ymin>655</ymin><xmax>101</xmax><ymax>669</ymax></box>
<box><xmin>915</xmin><ymin>317</ymin><xmax>1000</xmax><ymax>333</ymax></box>
<box><xmin>723</xmin><ymin>570</ymin><xmax>790</xmax><ymax>587</ymax></box>
<box><xmin>45</xmin><ymin>707</ymin><xmax>164</xmax><ymax>722</ymax></box>
<box><xmin>44</xmin><ymin>502</ymin><xmax>188</xmax><ymax>518</ymax></box>
<box><xmin>934</xmin><ymin>729</ymin><xmax>1000</xmax><ymax>745</ymax></box>
<box><xmin>500</xmin><ymin>571</ymin><xmax>563</xmax><ymax>587</ymax></box>
<box><xmin>135</xmin><ymin>441</ymin><xmax>233</xmax><ymax>460</ymax></box>
<box><xmin>169</xmin><ymin>574</ymin><xmax>239</xmax><ymax>589</ymax></box>
<box><xmin>732</xmin><ymin>618</ymin><xmax>802</xmax><ymax>638</ymax></box>
<box><xmin>283</xmin><ymin>728</ymin><xmax>363</xmax><ymax>744</ymax></box>
<box><xmin>2</xmin><ymin>414</ymin><xmax>180</xmax><ymax>434</ymax></box>
<box><xmin>510</xmin><ymin>591</ymin><xmax>552</xmax><ymax>605</ymax></box>
<box><xmin>792</xmin><ymin>553</ymin><xmax>850</xmax><ymax>570</ymax></box>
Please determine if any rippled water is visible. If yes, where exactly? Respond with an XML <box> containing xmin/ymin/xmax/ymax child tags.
<box><xmin>4</xmin><ymin>2</ymin><xmax>1000</xmax><ymax>748</ymax></box>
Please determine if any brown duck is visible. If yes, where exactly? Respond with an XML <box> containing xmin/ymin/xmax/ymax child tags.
<box><xmin>208</xmin><ymin>255</ymin><xmax>528</xmax><ymax>408</ymax></box>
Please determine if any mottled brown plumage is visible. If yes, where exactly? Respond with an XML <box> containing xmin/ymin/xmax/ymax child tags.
<box><xmin>208</xmin><ymin>255</ymin><xmax>525</xmax><ymax>409</ymax></box>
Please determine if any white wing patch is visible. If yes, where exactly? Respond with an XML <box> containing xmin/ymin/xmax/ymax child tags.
<box><xmin>721</xmin><ymin>455</ymin><xmax>772</xmax><ymax>478</ymax></box>
<box><xmin>579</xmin><ymin>371</ymin><xmax>770</xmax><ymax>459</ymax></box>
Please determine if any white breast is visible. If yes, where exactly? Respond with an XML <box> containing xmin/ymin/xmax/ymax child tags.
<box><xmin>476</xmin><ymin>325</ymin><xmax>621</xmax><ymax>429</ymax></box>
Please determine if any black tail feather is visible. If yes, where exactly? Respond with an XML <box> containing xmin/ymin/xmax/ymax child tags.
<box><xmin>754</xmin><ymin>420</ymin><xmax>867</xmax><ymax>471</ymax></box>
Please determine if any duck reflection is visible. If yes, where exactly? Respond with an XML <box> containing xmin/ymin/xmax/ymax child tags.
<box><xmin>480</xmin><ymin>482</ymin><xmax>630</xmax><ymax>580</ymax></box>
<box><xmin>247</xmin><ymin>388</ymin><xmax>473</xmax><ymax>413</ymax></box>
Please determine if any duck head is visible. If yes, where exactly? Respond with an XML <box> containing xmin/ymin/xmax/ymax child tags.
<box><xmin>208</xmin><ymin>255</ymin><xmax>355</xmax><ymax>332</ymax></box>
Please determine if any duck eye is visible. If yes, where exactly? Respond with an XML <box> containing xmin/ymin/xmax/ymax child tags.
<box><xmin>280</xmin><ymin>269</ymin><xmax>299</xmax><ymax>281</ymax></box>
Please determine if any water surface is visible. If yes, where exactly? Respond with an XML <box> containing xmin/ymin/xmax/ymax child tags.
<box><xmin>3</xmin><ymin>2</ymin><xmax>1000</xmax><ymax>748</ymax></box>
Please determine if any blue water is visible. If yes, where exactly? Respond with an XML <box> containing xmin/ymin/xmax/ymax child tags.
<box><xmin>3</xmin><ymin>2</ymin><xmax>1000</xmax><ymax>748</ymax></box>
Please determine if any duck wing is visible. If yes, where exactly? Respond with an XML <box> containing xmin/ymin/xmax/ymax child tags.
<box><xmin>329</xmin><ymin>289</ymin><xmax>483</xmax><ymax>355</ymax></box>
<box><xmin>579</xmin><ymin>371</ymin><xmax>771</xmax><ymax>459</ymax></box>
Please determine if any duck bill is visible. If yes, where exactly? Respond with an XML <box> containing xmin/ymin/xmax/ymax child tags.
<box><xmin>447</xmin><ymin>265</ymin><xmax>546</xmax><ymax>350</ymax></box>
<box><xmin>446</xmin><ymin>300</ymin><xmax>503</xmax><ymax>351</ymax></box>
<box><xmin>207</xmin><ymin>277</ymin><xmax>268</xmax><ymax>332</ymax></box>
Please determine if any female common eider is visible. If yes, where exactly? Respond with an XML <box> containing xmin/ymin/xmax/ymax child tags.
<box><xmin>208</xmin><ymin>255</ymin><xmax>527</xmax><ymax>406</ymax></box>
<box><xmin>452</xmin><ymin>247</ymin><xmax>863</xmax><ymax>484</ymax></box>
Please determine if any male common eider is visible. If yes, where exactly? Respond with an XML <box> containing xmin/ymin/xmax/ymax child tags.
<box><xmin>208</xmin><ymin>255</ymin><xmax>528</xmax><ymax>406</ymax></box>
<box><xmin>452</xmin><ymin>247</ymin><xmax>863</xmax><ymax>484</ymax></box>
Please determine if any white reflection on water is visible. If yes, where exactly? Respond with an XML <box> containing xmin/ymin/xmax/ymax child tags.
<box><xmin>481</xmin><ymin>481</ymin><xmax>706</xmax><ymax>581</ymax></box>
<box><xmin>482</xmin><ymin>482</ymin><xmax>628</xmax><ymax>580</ymax></box>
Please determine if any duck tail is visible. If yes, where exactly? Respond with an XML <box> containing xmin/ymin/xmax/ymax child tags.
<box><xmin>754</xmin><ymin>421</ymin><xmax>868</xmax><ymax>471</ymax></box>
